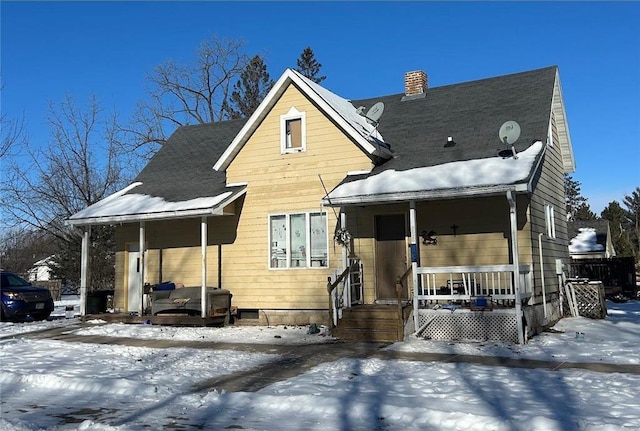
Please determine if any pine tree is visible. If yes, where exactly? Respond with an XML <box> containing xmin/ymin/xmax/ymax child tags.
<box><xmin>601</xmin><ymin>200</ymin><xmax>635</xmax><ymax>257</ymax></box>
<box><xmin>225</xmin><ymin>55</ymin><xmax>274</xmax><ymax>119</ymax></box>
<box><xmin>623</xmin><ymin>187</ymin><xmax>640</xmax><ymax>257</ymax></box>
<box><xmin>564</xmin><ymin>174</ymin><xmax>588</xmax><ymax>221</ymax></box>
<box><xmin>295</xmin><ymin>47</ymin><xmax>326</xmax><ymax>84</ymax></box>
<box><xmin>574</xmin><ymin>203</ymin><xmax>597</xmax><ymax>221</ymax></box>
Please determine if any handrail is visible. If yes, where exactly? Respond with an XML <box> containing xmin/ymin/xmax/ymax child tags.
<box><xmin>397</xmin><ymin>265</ymin><xmax>413</xmax><ymax>286</ymax></box>
<box><xmin>393</xmin><ymin>266</ymin><xmax>413</xmax><ymax>342</ymax></box>
<box><xmin>327</xmin><ymin>263</ymin><xmax>355</xmax><ymax>328</ymax></box>
<box><xmin>327</xmin><ymin>266</ymin><xmax>350</xmax><ymax>293</ymax></box>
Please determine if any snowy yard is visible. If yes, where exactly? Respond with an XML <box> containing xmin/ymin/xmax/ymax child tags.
<box><xmin>1</xmin><ymin>297</ymin><xmax>639</xmax><ymax>431</ymax></box>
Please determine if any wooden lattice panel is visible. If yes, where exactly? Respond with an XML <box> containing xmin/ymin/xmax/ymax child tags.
<box><xmin>417</xmin><ymin>310</ymin><xmax>519</xmax><ymax>343</ymax></box>
<box><xmin>570</xmin><ymin>282</ymin><xmax>607</xmax><ymax>319</ymax></box>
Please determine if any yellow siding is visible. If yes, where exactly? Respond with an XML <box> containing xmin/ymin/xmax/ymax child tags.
<box><xmin>220</xmin><ymin>83</ymin><xmax>372</xmax><ymax>309</ymax></box>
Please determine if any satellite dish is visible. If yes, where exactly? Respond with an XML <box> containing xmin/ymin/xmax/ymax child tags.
<box><xmin>365</xmin><ymin>102</ymin><xmax>385</xmax><ymax>125</ymax></box>
<box><xmin>499</xmin><ymin>120</ymin><xmax>521</xmax><ymax>145</ymax></box>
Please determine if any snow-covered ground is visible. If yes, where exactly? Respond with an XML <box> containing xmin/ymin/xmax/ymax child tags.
<box><xmin>1</xmin><ymin>296</ymin><xmax>639</xmax><ymax>431</ymax></box>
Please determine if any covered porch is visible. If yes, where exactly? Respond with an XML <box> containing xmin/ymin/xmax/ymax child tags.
<box><xmin>327</xmin><ymin>189</ymin><xmax>533</xmax><ymax>344</ymax></box>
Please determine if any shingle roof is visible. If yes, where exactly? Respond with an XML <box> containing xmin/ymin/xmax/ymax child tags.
<box><xmin>352</xmin><ymin>66</ymin><xmax>557</xmax><ymax>173</ymax></box>
<box><xmin>69</xmin><ymin>66</ymin><xmax>561</xmax><ymax>223</ymax></box>
<box><xmin>131</xmin><ymin>119</ymin><xmax>247</xmax><ymax>201</ymax></box>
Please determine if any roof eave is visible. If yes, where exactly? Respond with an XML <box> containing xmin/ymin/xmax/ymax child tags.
<box><xmin>322</xmin><ymin>183</ymin><xmax>528</xmax><ymax>207</ymax></box>
<box><xmin>552</xmin><ymin>70</ymin><xmax>575</xmax><ymax>173</ymax></box>
<box><xmin>67</xmin><ymin>188</ymin><xmax>246</xmax><ymax>227</ymax></box>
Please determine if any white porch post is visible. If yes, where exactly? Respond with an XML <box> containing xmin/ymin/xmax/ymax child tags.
<box><xmin>139</xmin><ymin>222</ymin><xmax>145</xmax><ymax>317</ymax></box>
<box><xmin>201</xmin><ymin>216</ymin><xmax>208</xmax><ymax>318</ymax></box>
<box><xmin>340</xmin><ymin>211</ymin><xmax>349</xmax><ymax>306</ymax></box>
<box><xmin>79</xmin><ymin>227</ymin><xmax>90</xmax><ymax>316</ymax></box>
<box><xmin>410</xmin><ymin>201</ymin><xmax>420</xmax><ymax>331</ymax></box>
<box><xmin>507</xmin><ymin>191</ymin><xmax>525</xmax><ymax>344</ymax></box>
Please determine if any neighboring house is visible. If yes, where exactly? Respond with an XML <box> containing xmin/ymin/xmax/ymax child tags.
<box><xmin>68</xmin><ymin>65</ymin><xmax>574</xmax><ymax>344</ymax></box>
<box><xmin>568</xmin><ymin>220</ymin><xmax>616</xmax><ymax>259</ymax></box>
<box><xmin>27</xmin><ymin>256</ymin><xmax>56</xmax><ymax>282</ymax></box>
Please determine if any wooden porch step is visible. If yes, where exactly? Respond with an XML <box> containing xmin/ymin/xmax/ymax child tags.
<box><xmin>331</xmin><ymin>304</ymin><xmax>412</xmax><ymax>343</ymax></box>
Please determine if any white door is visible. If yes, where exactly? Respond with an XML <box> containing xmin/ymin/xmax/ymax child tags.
<box><xmin>128</xmin><ymin>250</ymin><xmax>141</xmax><ymax>313</ymax></box>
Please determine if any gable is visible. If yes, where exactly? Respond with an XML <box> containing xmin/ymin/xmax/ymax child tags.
<box><xmin>551</xmin><ymin>70</ymin><xmax>575</xmax><ymax>173</ymax></box>
<box><xmin>213</xmin><ymin>69</ymin><xmax>392</xmax><ymax>172</ymax></box>
<box><xmin>226</xmin><ymin>82</ymin><xmax>374</xmax><ymax>188</ymax></box>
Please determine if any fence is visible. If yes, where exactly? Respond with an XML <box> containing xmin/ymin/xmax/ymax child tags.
<box><xmin>35</xmin><ymin>280</ymin><xmax>63</xmax><ymax>301</ymax></box>
<box><xmin>568</xmin><ymin>256</ymin><xmax>636</xmax><ymax>295</ymax></box>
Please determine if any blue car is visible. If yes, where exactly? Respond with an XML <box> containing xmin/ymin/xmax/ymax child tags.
<box><xmin>1</xmin><ymin>271</ymin><xmax>55</xmax><ymax>322</ymax></box>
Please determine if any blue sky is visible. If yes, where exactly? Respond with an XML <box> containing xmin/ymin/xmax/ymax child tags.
<box><xmin>2</xmin><ymin>1</ymin><xmax>639</xmax><ymax>214</ymax></box>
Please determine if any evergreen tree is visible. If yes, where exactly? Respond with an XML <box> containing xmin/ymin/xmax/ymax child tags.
<box><xmin>564</xmin><ymin>174</ymin><xmax>588</xmax><ymax>221</ymax></box>
<box><xmin>225</xmin><ymin>55</ymin><xmax>274</xmax><ymax>119</ymax></box>
<box><xmin>601</xmin><ymin>200</ymin><xmax>635</xmax><ymax>257</ymax></box>
<box><xmin>623</xmin><ymin>187</ymin><xmax>640</xmax><ymax>257</ymax></box>
<box><xmin>295</xmin><ymin>47</ymin><xmax>326</xmax><ymax>84</ymax></box>
<box><xmin>574</xmin><ymin>203</ymin><xmax>597</xmax><ymax>221</ymax></box>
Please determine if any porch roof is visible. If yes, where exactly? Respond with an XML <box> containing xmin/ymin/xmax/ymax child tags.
<box><xmin>67</xmin><ymin>183</ymin><xmax>246</xmax><ymax>225</ymax></box>
<box><xmin>323</xmin><ymin>140</ymin><xmax>544</xmax><ymax>205</ymax></box>
<box><xmin>68</xmin><ymin>120</ymin><xmax>247</xmax><ymax>226</ymax></box>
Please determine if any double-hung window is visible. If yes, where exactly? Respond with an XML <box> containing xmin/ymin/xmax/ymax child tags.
<box><xmin>269</xmin><ymin>212</ymin><xmax>327</xmax><ymax>269</ymax></box>
<box><xmin>280</xmin><ymin>108</ymin><xmax>306</xmax><ymax>153</ymax></box>
<box><xmin>545</xmin><ymin>204</ymin><xmax>556</xmax><ymax>239</ymax></box>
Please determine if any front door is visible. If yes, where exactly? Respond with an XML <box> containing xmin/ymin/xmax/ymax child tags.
<box><xmin>127</xmin><ymin>248</ymin><xmax>141</xmax><ymax>313</ymax></box>
<box><xmin>375</xmin><ymin>214</ymin><xmax>408</xmax><ymax>301</ymax></box>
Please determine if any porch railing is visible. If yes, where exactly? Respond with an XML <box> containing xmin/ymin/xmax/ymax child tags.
<box><xmin>415</xmin><ymin>264</ymin><xmax>533</xmax><ymax>307</ymax></box>
<box><xmin>327</xmin><ymin>257</ymin><xmax>363</xmax><ymax>327</ymax></box>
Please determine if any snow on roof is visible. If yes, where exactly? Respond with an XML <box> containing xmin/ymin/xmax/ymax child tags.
<box><xmin>569</xmin><ymin>227</ymin><xmax>605</xmax><ymax>253</ymax></box>
<box><xmin>292</xmin><ymin>69</ymin><xmax>385</xmax><ymax>144</ymax></box>
<box><xmin>328</xmin><ymin>141</ymin><xmax>544</xmax><ymax>200</ymax></box>
<box><xmin>69</xmin><ymin>182</ymin><xmax>233</xmax><ymax>223</ymax></box>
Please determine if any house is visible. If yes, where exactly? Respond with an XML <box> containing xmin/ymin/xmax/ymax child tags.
<box><xmin>27</xmin><ymin>255</ymin><xmax>56</xmax><ymax>282</ymax></box>
<box><xmin>568</xmin><ymin>220</ymin><xmax>616</xmax><ymax>259</ymax></box>
<box><xmin>68</xmin><ymin>65</ymin><xmax>575</xmax><ymax>344</ymax></box>
<box><xmin>567</xmin><ymin>220</ymin><xmax>637</xmax><ymax>297</ymax></box>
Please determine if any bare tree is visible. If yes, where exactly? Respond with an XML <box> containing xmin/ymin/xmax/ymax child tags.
<box><xmin>1</xmin><ymin>87</ymin><xmax>26</xmax><ymax>159</ymax></box>
<box><xmin>120</xmin><ymin>36</ymin><xmax>250</xmax><ymax>163</ymax></box>
<box><xmin>2</xmin><ymin>95</ymin><xmax>126</xmax><ymax>288</ymax></box>
<box><xmin>0</xmin><ymin>228</ymin><xmax>57</xmax><ymax>276</ymax></box>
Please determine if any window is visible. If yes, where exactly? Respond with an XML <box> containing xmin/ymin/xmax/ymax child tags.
<box><xmin>280</xmin><ymin>108</ymin><xmax>306</xmax><ymax>153</ymax></box>
<box><xmin>545</xmin><ymin>204</ymin><xmax>556</xmax><ymax>239</ymax></box>
<box><xmin>269</xmin><ymin>212</ymin><xmax>327</xmax><ymax>268</ymax></box>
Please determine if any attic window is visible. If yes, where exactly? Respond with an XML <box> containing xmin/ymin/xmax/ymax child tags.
<box><xmin>280</xmin><ymin>108</ymin><xmax>306</xmax><ymax>154</ymax></box>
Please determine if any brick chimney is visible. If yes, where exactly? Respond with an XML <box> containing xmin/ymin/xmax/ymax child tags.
<box><xmin>404</xmin><ymin>70</ymin><xmax>427</xmax><ymax>97</ymax></box>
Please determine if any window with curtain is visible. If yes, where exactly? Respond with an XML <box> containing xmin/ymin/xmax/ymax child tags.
<box><xmin>269</xmin><ymin>212</ymin><xmax>327</xmax><ymax>269</ymax></box>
